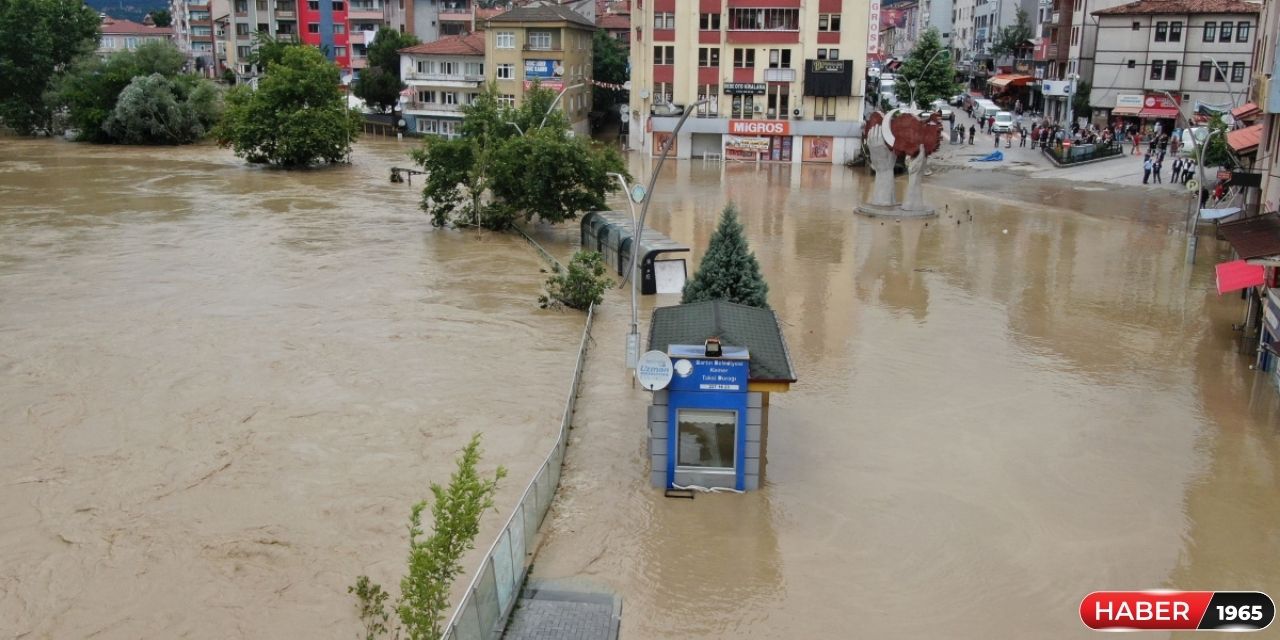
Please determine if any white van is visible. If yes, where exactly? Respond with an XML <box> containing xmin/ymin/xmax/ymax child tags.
<box><xmin>992</xmin><ymin>111</ymin><xmax>1014</xmax><ymax>133</ymax></box>
<box><xmin>974</xmin><ymin>99</ymin><xmax>1000</xmax><ymax>120</ymax></box>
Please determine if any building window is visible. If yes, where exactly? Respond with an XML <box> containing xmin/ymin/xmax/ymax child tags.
<box><xmin>1071</xmin><ymin>26</ymin><xmax>1079</xmax><ymax>46</ymax></box>
<box><xmin>699</xmin><ymin>13</ymin><xmax>720</xmax><ymax>30</ymax></box>
<box><xmin>676</xmin><ymin>409</ymin><xmax>737</xmax><ymax>471</ymax></box>
<box><xmin>439</xmin><ymin>61</ymin><xmax>456</xmax><ymax>75</ymax></box>
<box><xmin>496</xmin><ymin>63</ymin><xmax>513</xmax><ymax>79</ymax></box>
<box><xmin>1219</xmin><ymin>22</ymin><xmax>1232</xmax><ymax>42</ymax></box>
<box><xmin>334</xmin><ymin>45</ymin><xmax>346</xmax><ymax>56</ymax></box>
<box><xmin>1231</xmin><ymin>61</ymin><xmax>1245</xmax><ymax>83</ymax></box>
<box><xmin>733</xmin><ymin>48</ymin><xmax>754</xmax><ymax>68</ymax></box>
<box><xmin>496</xmin><ymin>31</ymin><xmax>514</xmax><ymax>48</ymax></box>
<box><xmin>307</xmin><ymin>0</ymin><xmax>318</xmax><ymax>9</ymax></box>
<box><xmin>126</xmin><ymin>36</ymin><xmax>139</xmax><ymax>49</ymax></box>
<box><xmin>1154</xmin><ymin>21</ymin><xmax>1166</xmax><ymax>41</ymax></box>
<box><xmin>1150</xmin><ymin>60</ymin><xmax>1163</xmax><ymax>79</ymax></box>
<box><xmin>653</xmin><ymin>82</ymin><xmax>672</xmax><ymax>105</ymax></box>
<box><xmin>1164</xmin><ymin>60</ymin><xmax>1177</xmax><ymax>80</ymax></box>
<box><xmin>498</xmin><ymin>94</ymin><xmax>515</xmax><ymax>107</ymax></box>
<box><xmin>654</xmin><ymin>45</ymin><xmax>674</xmax><ymax>65</ymax></box>
<box><xmin>1237</xmin><ymin>22</ymin><xmax>1249</xmax><ymax>42</ymax></box>
<box><xmin>817</xmin><ymin>48</ymin><xmax>828</xmax><ymax>60</ymax></box>
<box><xmin>332</xmin><ymin>1</ymin><xmax>344</xmax><ymax>10</ymax></box>
<box><xmin>768</xmin><ymin>49</ymin><xmax>791</xmax><ymax>69</ymax></box>
<box><xmin>696</xmin><ymin>85</ymin><xmax>719</xmax><ymax>117</ymax></box>
<box><xmin>818</xmin><ymin>13</ymin><xmax>841</xmax><ymax>31</ymax></box>
<box><xmin>1203</xmin><ymin>21</ymin><xmax>1216</xmax><ymax>42</ymax></box>
<box><xmin>814</xmin><ymin>96</ymin><xmax>837</xmax><ymax>121</ymax></box>
<box><xmin>1199</xmin><ymin>60</ymin><xmax>1212</xmax><ymax>81</ymax></box>
<box><xmin>528</xmin><ymin>31</ymin><xmax>552</xmax><ymax>50</ymax></box>
<box><xmin>333</xmin><ymin>23</ymin><xmax>345</xmax><ymax>34</ymax></box>
<box><xmin>416</xmin><ymin>119</ymin><xmax>437</xmax><ymax>134</ymax></box>
<box><xmin>698</xmin><ymin>47</ymin><xmax>720</xmax><ymax>67</ymax></box>
<box><xmin>307</xmin><ymin>22</ymin><xmax>319</xmax><ymax>33</ymax></box>
<box><xmin>417</xmin><ymin>90</ymin><xmax>435</xmax><ymax>103</ymax></box>
<box><xmin>1132</xmin><ymin>21</ymin><xmax>1140</xmax><ymax>30</ymax></box>
<box><xmin>728</xmin><ymin>8</ymin><xmax>799</xmax><ymax>31</ymax></box>
<box><xmin>1169</xmin><ymin>21</ymin><xmax>1182</xmax><ymax>41</ymax></box>
<box><xmin>731</xmin><ymin>95</ymin><xmax>756</xmax><ymax>118</ymax></box>
<box><xmin>1127</xmin><ymin>59</ymin><xmax>1136</xmax><ymax>68</ymax></box>
<box><xmin>465</xmin><ymin>62</ymin><xmax>482</xmax><ymax>76</ymax></box>
<box><xmin>767</xmin><ymin>84</ymin><xmax>789</xmax><ymax>119</ymax></box>
<box><xmin>442</xmin><ymin>92</ymin><xmax>457</xmax><ymax>105</ymax></box>
<box><xmin>829</xmin><ymin>49</ymin><xmax>839</xmax><ymax>59</ymax></box>
<box><xmin>654</xmin><ymin>12</ymin><xmax>674</xmax><ymax>29</ymax></box>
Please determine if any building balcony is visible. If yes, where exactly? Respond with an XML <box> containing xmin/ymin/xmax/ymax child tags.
<box><xmin>439</xmin><ymin>11</ymin><xmax>471</xmax><ymax>22</ymax></box>
<box><xmin>349</xmin><ymin>8</ymin><xmax>382</xmax><ymax>20</ymax></box>
<box><xmin>405</xmin><ymin>71</ymin><xmax>484</xmax><ymax>84</ymax></box>
<box><xmin>523</xmin><ymin>44</ymin><xmax>561</xmax><ymax>52</ymax></box>
<box><xmin>237</xmin><ymin>32</ymin><xmax>251</xmax><ymax>40</ymax></box>
<box><xmin>275</xmin><ymin>9</ymin><xmax>295</xmax><ymax>18</ymax></box>
<box><xmin>405</xmin><ymin>102</ymin><xmax>466</xmax><ymax>114</ymax></box>
<box><xmin>275</xmin><ymin>32</ymin><xmax>297</xmax><ymax>42</ymax></box>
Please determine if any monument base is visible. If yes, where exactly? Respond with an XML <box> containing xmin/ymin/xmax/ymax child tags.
<box><xmin>856</xmin><ymin>203</ymin><xmax>938</xmax><ymax>218</ymax></box>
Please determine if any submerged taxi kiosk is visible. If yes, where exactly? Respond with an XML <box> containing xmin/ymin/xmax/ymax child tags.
<box><xmin>645</xmin><ymin>300</ymin><xmax>797</xmax><ymax>491</ymax></box>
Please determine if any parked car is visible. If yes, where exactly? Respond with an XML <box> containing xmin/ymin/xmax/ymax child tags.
<box><xmin>921</xmin><ymin>103</ymin><xmax>955</xmax><ymax>123</ymax></box>
<box><xmin>992</xmin><ymin>111</ymin><xmax>1015</xmax><ymax>133</ymax></box>
<box><xmin>948</xmin><ymin>93</ymin><xmax>967</xmax><ymax>106</ymax></box>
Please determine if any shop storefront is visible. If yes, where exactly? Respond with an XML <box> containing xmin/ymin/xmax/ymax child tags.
<box><xmin>1111</xmin><ymin>94</ymin><xmax>1144</xmax><ymax>130</ymax></box>
<box><xmin>1139</xmin><ymin>93</ymin><xmax>1181</xmax><ymax>131</ymax></box>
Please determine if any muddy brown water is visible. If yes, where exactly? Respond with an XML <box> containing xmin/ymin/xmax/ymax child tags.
<box><xmin>0</xmin><ymin>138</ymin><xmax>582</xmax><ymax>639</ymax></box>
<box><xmin>528</xmin><ymin>158</ymin><xmax>1280</xmax><ymax>638</ymax></box>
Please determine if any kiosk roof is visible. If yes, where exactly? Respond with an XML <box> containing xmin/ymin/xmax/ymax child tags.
<box><xmin>648</xmin><ymin>300</ymin><xmax>797</xmax><ymax>383</ymax></box>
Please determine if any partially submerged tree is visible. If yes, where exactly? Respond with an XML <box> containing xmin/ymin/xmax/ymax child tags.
<box><xmin>897</xmin><ymin>28</ymin><xmax>959</xmax><ymax>109</ymax></box>
<box><xmin>0</xmin><ymin>0</ymin><xmax>100</xmax><ymax>134</ymax></box>
<box><xmin>55</xmin><ymin>41</ymin><xmax>202</xmax><ymax>143</ymax></box>
<box><xmin>102</xmin><ymin>73</ymin><xmax>221</xmax><ymax>144</ymax></box>
<box><xmin>413</xmin><ymin>83</ymin><xmax>627</xmax><ymax>230</ymax></box>
<box><xmin>215</xmin><ymin>45</ymin><xmax>361</xmax><ymax>167</ymax></box>
<box><xmin>540</xmin><ymin>250</ymin><xmax>613</xmax><ymax>310</ymax></box>
<box><xmin>355</xmin><ymin>27</ymin><xmax>419</xmax><ymax>113</ymax></box>
<box><xmin>350</xmin><ymin>433</ymin><xmax>506</xmax><ymax>640</ymax></box>
<box><xmin>682</xmin><ymin>204</ymin><xmax>770</xmax><ymax>309</ymax></box>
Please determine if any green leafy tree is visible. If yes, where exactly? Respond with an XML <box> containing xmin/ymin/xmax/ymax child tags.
<box><xmin>366</xmin><ymin>27</ymin><xmax>419</xmax><ymax>74</ymax></box>
<box><xmin>682</xmin><ymin>204</ymin><xmax>770</xmax><ymax>309</ymax></box>
<box><xmin>55</xmin><ymin>40</ymin><xmax>188</xmax><ymax>142</ymax></box>
<box><xmin>215</xmin><ymin>45</ymin><xmax>361</xmax><ymax>166</ymax></box>
<box><xmin>147</xmin><ymin>9</ymin><xmax>172</xmax><ymax>27</ymax></box>
<box><xmin>591</xmin><ymin>29</ymin><xmax>627</xmax><ymax>111</ymax></box>
<box><xmin>1201</xmin><ymin>114</ymin><xmax>1234</xmax><ymax>168</ymax></box>
<box><xmin>0</xmin><ymin>0</ymin><xmax>100</xmax><ymax>134</ymax></box>
<box><xmin>354</xmin><ymin>66</ymin><xmax>402</xmax><ymax>112</ymax></box>
<box><xmin>102</xmin><ymin>73</ymin><xmax>221</xmax><ymax>144</ymax></box>
<box><xmin>244</xmin><ymin>32</ymin><xmax>302</xmax><ymax>71</ymax></box>
<box><xmin>1071</xmin><ymin>79</ymin><xmax>1091</xmax><ymax>121</ymax></box>
<box><xmin>990</xmin><ymin>8</ymin><xmax>1033</xmax><ymax>59</ymax></box>
<box><xmin>897</xmin><ymin>28</ymin><xmax>959</xmax><ymax>109</ymax></box>
<box><xmin>350</xmin><ymin>433</ymin><xmax>506</xmax><ymax>640</ymax></box>
<box><xmin>540</xmin><ymin>250</ymin><xmax>613</xmax><ymax>310</ymax></box>
<box><xmin>413</xmin><ymin>82</ymin><xmax>626</xmax><ymax>230</ymax></box>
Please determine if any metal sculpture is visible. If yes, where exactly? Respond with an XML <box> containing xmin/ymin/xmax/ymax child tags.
<box><xmin>857</xmin><ymin>109</ymin><xmax>943</xmax><ymax>218</ymax></box>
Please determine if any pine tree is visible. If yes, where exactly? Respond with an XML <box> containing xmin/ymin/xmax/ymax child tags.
<box><xmin>682</xmin><ymin>204</ymin><xmax>770</xmax><ymax>308</ymax></box>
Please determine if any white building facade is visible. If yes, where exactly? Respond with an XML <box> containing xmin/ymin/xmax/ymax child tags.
<box><xmin>398</xmin><ymin>33</ymin><xmax>485</xmax><ymax>138</ymax></box>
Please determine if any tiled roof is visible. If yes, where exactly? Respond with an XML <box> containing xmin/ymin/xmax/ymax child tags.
<box><xmin>100</xmin><ymin>17</ymin><xmax>174</xmax><ymax>36</ymax></box>
<box><xmin>648</xmin><ymin>300</ymin><xmax>798</xmax><ymax>383</ymax></box>
<box><xmin>1227</xmin><ymin>123</ymin><xmax>1263</xmax><ymax>154</ymax></box>
<box><xmin>399</xmin><ymin>33</ymin><xmax>485</xmax><ymax>56</ymax></box>
<box><xmin>489</xmin><ymin>5</ymin><xmax>596</xmax><ymax>28</ymax></box>
<box><xmin>1093</xmin><ymin>0</ymin><xmax>1260</xmax><ymax>15</ymax></box>
<box><xmin>597</xmin><ymin>13</ymin><xmax>629</xmax><ymax>29</ymax></box>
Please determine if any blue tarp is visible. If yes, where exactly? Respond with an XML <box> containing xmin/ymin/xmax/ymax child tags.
<box><xmin>970</xmin><ymin>151</ymin><xmax>1004</xmax><ymax>162</ymax></box>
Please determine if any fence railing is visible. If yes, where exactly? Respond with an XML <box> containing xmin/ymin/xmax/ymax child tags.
<box><xmin>441</xmin><ymin>301</ymin><xmax>595</xmax><ymax>640</ymax></box>
<box><xmin>1042</xmin><ymin>141</ymin><xmax>1125</xmax><ymax>166</ymax></box>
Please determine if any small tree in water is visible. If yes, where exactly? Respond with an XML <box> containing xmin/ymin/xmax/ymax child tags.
<box><xmin>682</xmin><ymin>204</ymin><xmax>770</xmax><ymax>309</ymax></box>
<box><xmin>349</xmin><ymin>433</ymin><xmax>505</xmax><ymax>640</ymax></box>
<box><xmin>540</xmin><ymin>250</ymin><xmax>613</xmax><ymax>311</ymax></box>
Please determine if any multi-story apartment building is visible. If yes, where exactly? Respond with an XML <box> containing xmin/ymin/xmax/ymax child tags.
<box><xmin>399</xmin><ymin>33</ymin><xmax>485</xmax><ymax>137</ymax></box>
<box><xmin>1033</xmin><ymin>0</ymin><xmax>1073</xmax><ymax>121</ymax></box>
<box><xmin>1254</xmin><ymin>0</ymin><xmax>1279</xmax><ymax>217</ymax></box>
<box><xmin>172</xmin><ymin>0</ymin><xmax>220</xmax><ymax>75</ymax></box>
<box><xmin>1088</xmin><ymin>0</ymin><xmax>1261</xmax><ymax>128</ymax></box>
<box><xmin>629</xmin><ymin>0</ymin><xmax>871</xmax><ymax>164</ymax></box>
<box><xmin>920</xmin><ymin>0</ymin><xmax>953</xmax><ymax>47</ymax></box>
<box><xmin>1064</xmin><ymin>0</ymin><xmax>1128</xmax><ymax>82</ymax></box>
<box><xmin>484</xmin><ymin>5</ymin><xmax>596</xmax><ymax>136</ymax></box>
<box><xmin>224</xmin><ymin>0</ymin><xmax>301</xmax><ymax>80</ymax></box>
<box><xmin>348</xmin><ymin>0</ymin><xmax>387</xmax><ymax>69</ymax></box>
<box><xmin>300</xmin><ymin>0</ymin><xmax>352</xmax><ymax>71</ymax></box>
<box><xmin>97</xmin><ymin>15</ymin><xmax>174</xmax><ymax>58</ymax></box>
<box><xmin>953</xmin><ymin>0</ymin><xmax>976</xmax><ymax>62</ymax></box>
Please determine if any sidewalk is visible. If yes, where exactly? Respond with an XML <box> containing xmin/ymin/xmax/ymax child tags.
<box><xmin>930</xmin><ymin>108</ymin><xmax>1189</xmax><ymax>193</ymax></box>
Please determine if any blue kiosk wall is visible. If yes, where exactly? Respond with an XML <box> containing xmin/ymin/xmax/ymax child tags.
<box><xmin>662</xmin><ymin>353</ymin><xmax>750</xmax><ymax>491</ymax></box>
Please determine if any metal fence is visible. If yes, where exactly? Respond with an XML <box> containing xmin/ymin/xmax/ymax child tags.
<box><xmin>441</xmin><ymin>302</ymin><xmax>595</xmax><ymax>640</ymax></box>
<box><xmin>1042</xmin><ymin>142</ymin><xmax>1125</xmax><ymax>166</ymax></box>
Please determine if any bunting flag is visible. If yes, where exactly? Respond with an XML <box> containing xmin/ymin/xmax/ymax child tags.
<box><xmin>588</xmin><ymin>79</ymin><xmax>628</xmax><ymax>91</ymax></box>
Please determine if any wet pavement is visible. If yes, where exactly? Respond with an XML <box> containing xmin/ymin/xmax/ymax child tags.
<box><xmin>527</xmin><ymin>155</ymin><xmax>1280</xmax><ymax>638</ymax></box>
<box><xmin>0</xmin><ymin>138</ymin><xmax>582</xmax><ymax>639</ymax></box>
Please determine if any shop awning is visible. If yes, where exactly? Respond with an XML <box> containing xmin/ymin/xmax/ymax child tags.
<box><xmin>1231</xmin><ymin>102</ymin><xmax>1261</xmax><ymax>121</ymax></box>
<box><xmin>1139</xmin><ymin>105</ymin><xmax>1180</xmax><ymax>119</ymax></box>
<box><xmin>1227</xmin><ymin>124</ymin><xmax>1263</xmax><ymax>154</ymax></box>
<box><xmin>1219</xmin><ymin>213</ymin><xmax>1280</xmax><ymax>260</ymax></box>
<box><xmin>988</xmin><ymin>74</ymin><xmax>1034</xmax><ymax>88</ymax></box>
<box><xmin>1216</xmin><ymin>260</ymin><xmax>1266</xmax><ymax>295</ymax></box>
<box><xmin>1113</xmin><ymin>105</ymin><xmax>1143</xmax><ymax>115</ymax></box>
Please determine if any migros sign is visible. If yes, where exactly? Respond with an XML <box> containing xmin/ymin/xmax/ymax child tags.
<box><xmin>729</xmin><ymin>120</ymin><xmax>790</xmax><ymax>136</ymax></box>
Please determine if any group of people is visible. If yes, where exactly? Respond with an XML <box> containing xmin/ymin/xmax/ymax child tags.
<box><xmin>1143</xmin><ymin>152</ymin><xmax>1198</xmax><ymax>185</ymax></box>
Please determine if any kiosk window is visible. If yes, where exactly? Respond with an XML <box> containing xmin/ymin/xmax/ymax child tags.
<box><xmin>677</xmin><ymin>409</ymin><xmax>737</xmax><ymax>470</ymax></box>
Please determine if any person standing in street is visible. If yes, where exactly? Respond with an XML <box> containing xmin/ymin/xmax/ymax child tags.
<box><xmin>1132</xmin><ymin>131</ymin><xmax>1143</xmax><ymax>155</ymax></box>
<box><xmin>968</xmin><ymin>125</ymin><xmax>975</xmax><ymax>145</ymax></box>
<box><xmin>1143</xmin><ymin>154</ymin><xmax>1153</xmax><ymax>184</ymax></box>
<box><xmin>1152</xmin><ymin>155</ymin><xmax>1163</xmax><ymax>183</ymax></box>
<box><xmin>994</xmin><ymin>131</ymin><xmax>1001</xmax><ymax>148</ymax></box>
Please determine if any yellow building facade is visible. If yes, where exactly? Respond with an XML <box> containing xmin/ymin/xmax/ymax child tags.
<box><xmin>629</xmin><ymin>0</ymin><xmax>873</xmax><ymax>163</ymax></box>
<box><xmin>484</xmin><ymin>5</ymin><xmax>596</xmax><ymax>136</ymax></box>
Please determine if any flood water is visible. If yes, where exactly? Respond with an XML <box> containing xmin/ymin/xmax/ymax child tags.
<box><xmin>529</xmin><ymin>158</ymin><xmax>1280</xmax><ymax>638</ymax></box>
<box><xmin>0</xmin><ymin>138</ymin><xmax>582</xmax><ymax>638</ymax></box>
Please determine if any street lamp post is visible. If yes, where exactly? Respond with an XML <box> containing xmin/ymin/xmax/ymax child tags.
<box><xmin>539</xmin><ymin>80</ymin><xmax>587</xmax><ymax>130</ymax></box>
<box><xmin>608</xmin><ymin>171</ymin><xmax>644</xmax><ymax>370</ymax></box>
<box><xmin>908</xmin><ymin>48</ymin><xmax>950</xmax><ymax>110</ymax></box>
<box><xmin>1063</xmin><ymin>73</ymin><xmax>1077</xmax><ymax>130</ymax></box>
<box><xmin>1186</xmin><ymin>126</ymin><xmax>1225</xmax><ymax>263</ymax></box>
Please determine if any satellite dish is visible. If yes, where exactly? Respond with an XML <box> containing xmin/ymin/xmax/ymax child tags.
<box><xmin>635</xmin><ymin>351</ymin><xmax>674</xmax><ymax>391</ymax></box>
